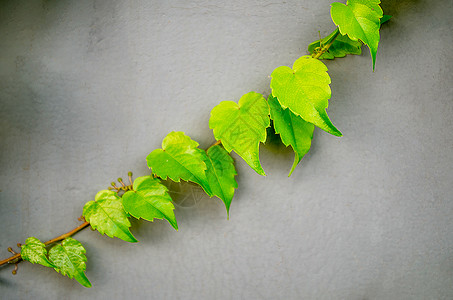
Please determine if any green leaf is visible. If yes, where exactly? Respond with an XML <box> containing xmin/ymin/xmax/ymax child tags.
<box><xmin>268</xmin><ymin>95</ymin><xmax>314</xmax><ymax>176</ymax></box>
<box><xmin>147</xmin><ymin>131</ymin><xmax>212</xmax><ymax>195</ymax></box>
<box><xmin>381</xmin><ymin>14</ymin><xmax>392</xmax><ymax>25</ymax></box>
<box><xmin>123</xmin><ymin>176</ymin><xmax>178</xmax><ymax>230</ymax></box>
<box><xmin>308</xmin><ymin>30</ymin><xmax>362</xmax><ymax>60</ymax></box>
<box><xmin>330</xmin><ymin>0</ymin><xmax>383</xmax><ymax>70</ymax></box>
<box><xmin>209</xmin><ymin>92</ymin><xmax>270</xmax><ymax>176</ymax></box>
<box><xmin>83</xmin><ymin>190</ymin><xmax>137</xmax><ymax>243</ymax></box>
<box><xmin>270</xmin><ymin>55</ymin><xmax>341</xmax><ymax>137</ymax></box>
<box><xmin>20</xmin><ymin>237</ymin><xmax>55</xmax><ymax>268</ymax></box>
<box><xmin>48</xmin><ymin>237</ymin><xmax>91</xmax><ymax>288</ymax></box>
<box><xmin>203</xmin><ymin>145</ymin><xmax>238</xmax><ymax>216</ymax></box>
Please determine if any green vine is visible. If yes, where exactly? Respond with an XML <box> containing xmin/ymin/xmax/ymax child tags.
<box><xmin>1</xmin><ymin>0</ymin><xmax>391</xmax><ymax>288</ymax></box>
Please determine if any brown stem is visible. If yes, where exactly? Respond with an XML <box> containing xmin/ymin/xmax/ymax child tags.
<box><xmin>0</xmin><ymin>221</ymin><xmax>90</xmax><ymax>267</ymax></box>
<box><xmin>0</xmin><ymin>253</ymin><xmax>20</xmax><ymax>266</ymax></box>
<box><xmin>1</xmin><ymin>140</ymin><xmax>225</xmax><ymax>269</ymax></box>
<box><xmin>207</xmin><ymin>140</ymin><xmax>222</xmax><ymax>150</ymax></box>
<box><xmin>44</xmin><ymin>221</ymin><xmax>90</xmax><ymax>246</ymax></box>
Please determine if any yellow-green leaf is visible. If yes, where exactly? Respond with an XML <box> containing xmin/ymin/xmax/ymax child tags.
<box><xmin>209</xmin><ymin>92</ymin><xmax>270</xmax><ymax>176</ymax></box>
<box><xmin>48</xmin><ymin>237</ymin><xmax>91</xmax><ymax>288</ymax></box>
<box><xmin>203</xmin><ymin>145</ymin><xmax>238</xmax><ymax>216</ymax></box>
<box><xmin>123</xmin><ymin>176</ymin><xmax>178</xmax><ymax>230</ymax></box>
<box><xmin>331</xmin><ymin>0</ymin><xmax>383</xmax><ymax>70</ymax></box>
<box><xmin>270</xmin><ymin>56</ymin><xmax>341</xmax><ymax>137</ymax></box>
<box><xmin>20</xmin><ymin>237</ymin><xmax>55</xmax><ymax>268</ymax></box>
<box><xmin>83</xmin><ymin>190</ymin><xmax>137</xmax><ymax>243</ymax></box>
<box><xmin>268</xmin><ymin>95</ymin><xmax>314</xmax><ymax>176</ymax></box>
<box><xmin>147</xmin><ymin>131</ymin><xmax>212</xmax><ymax>196</ymax></box>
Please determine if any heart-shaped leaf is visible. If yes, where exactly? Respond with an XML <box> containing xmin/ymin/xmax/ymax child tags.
<box><xmin>48</xmin><ymin>237</ymin><xmax>91</xmax><ymax>288</ymax></box>
<box><xmin>147</xmin><ymin>131</ymin><xmax>212</xmax><ymax>196</ymax></box>
<box><xmin>83</xmin><ymin>190</ymin><xmax>137</xmax><ymax>243</ymax></box>
<box><xmin>330</xmin><ymin>0</ymin><xmax>383</xmax><ymax>70</ymax></box>
<box><xmin>271</xmin><ymin>55</ymin><xmax>341</xmax><ymax>137</ymax></box>
<box><xmin>20</xmin><ymin>237</ymin><xmax>55</xmax><ymax>268</ymax></box>
<box><xmin>123</xmin><ymin>176</ymin><xmax>178</xmax><ymax>230</ymax></box>
<box><xmin>209</xmin><ymin>92</ymin><xmax>270</xmax><ymax>175</ymax></box>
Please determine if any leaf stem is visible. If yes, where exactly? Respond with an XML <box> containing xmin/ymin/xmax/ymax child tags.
<box><xmin>0</xmin><ymin>221</ymin><xmax>90</xmax><ymax>267</ymax></box>
<box><xmin>1</xmin><ymin>29</ymin><xmax>311</xmax><ymax>270</ymax></box>
<box><xmin>312</xmin><ymin>27</ymin><xmax>341</xmax><ymax>59</ymax></box>
<box><xmin>0</xmin><ymin>253</ymin><xmax>20</xmax><ymax>267</ymax></box>
<box><xmin>44</xmin><ymin>221</ymin><xmax>90</xmax><ymax>246</ymax></box>
<box><xmin>206</xmin><ymin>140</ymin><xmax>222</xmax><ymax>151</ymax></box>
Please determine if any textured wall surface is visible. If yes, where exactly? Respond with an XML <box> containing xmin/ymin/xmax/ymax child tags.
<box><xmin>1</xmin><ymin>0</ymin><xmax>452</xmax><ymax>299</ymax></box>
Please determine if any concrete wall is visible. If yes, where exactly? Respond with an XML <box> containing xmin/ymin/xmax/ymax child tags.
<box><xmin>1</xmin><ymin>0</ymin><xmax>452</xmax><ymax>299</ymax></box>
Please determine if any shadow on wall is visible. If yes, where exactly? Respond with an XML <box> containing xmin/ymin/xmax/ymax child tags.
<box><xmin>381</xmin><ymin>0</ymin><xmax>422</xmax><ymax>17</ymax></box>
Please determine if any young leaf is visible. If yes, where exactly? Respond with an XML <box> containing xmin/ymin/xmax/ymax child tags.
<box><xmin>83</xmin><ymin>190</ymin><xmax>138</xmax><ymax>243</ymax></box>
<box><xmin>268</xmin><ymin>95</ymin><xmax>314</xmax><ymax>176</ymax></box>
<box><xmin>146</xmin><ymin>131</ymin><xmax>212</xmax><ymax>195</ymax></box>
<box><xmin>209</xmin><ymin>92</ymin><xmax>270</xmax><ymax>176</ymax></box>
<box><xmin>270</xmin><ymin>55</ymin><xmax>342</xmax><ymax>137</ymax></box>
<box><xmin>20</xmin><ymin>237</ymin><xmax>55</xmax><ymax>268</ymax></box>
<box><xmin>48</xmin><ymin>237</ymin><xmax>91</xmax><ymax>288</ymax></box>
<box><xmin>330</xmin><ymin>0</ymin><xmax>383</xmax><ymax>70</ymax></box>
<box><xmin>122</xmin><ymin>176</ymin><xmax>178</xmax><ymax>230</ymax></box>
<box><xmin>308</xmin><ymin>31</ymin><xmax>362</xmax><ymax>59</ymax></box>
<box><xmin>204</xmin><ymin>145</ymin><xmax>238</xmax><ymax>216</ymax></box>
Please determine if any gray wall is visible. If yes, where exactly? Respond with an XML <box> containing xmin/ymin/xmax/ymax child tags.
<box><xmin>1</xmin><ymin>0</ymin><xmax>452</xmax><ymax>299</ymax></box>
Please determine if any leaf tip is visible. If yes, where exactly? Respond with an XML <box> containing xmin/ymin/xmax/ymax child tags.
<box><xmin>128</xmin><ymin>235</ymin><xmax>139</xmax><ymax>243</ymax></box>
<box><xmin>76</xmin><ymin>274</ymin><xmax>92</xmax><ymax>288</ymax></box>
<box><xmin>288</xmin><ymin>152</ymin><xmax>301</xmax><ymax>177</ymax></box>
<box><xmin>380</xmin><ymin>15</ymin><xmax>392</xmax><ymax>25</ymax></box>
<box><xmin>225</xmin><ymin>205</ymin><xmax>231</xmax><ymax>220</ymax></box>
<box><xmin>249</xmin><ymin>162</ymin><xmax>266</xmax><ymax>176</ymax></box>
<box><xmin>329</xmin><ymin>126</ymin><xmax>343</xmax><ymax>137</ymax></box>
<box><xmin>169</xmin><ymin>218</ymin><xmax>179</xmax><ymax>231</ymax></box>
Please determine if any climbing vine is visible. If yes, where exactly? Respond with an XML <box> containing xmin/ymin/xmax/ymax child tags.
<box><xmin>1</xmin><ymin>0</ymin><xmax>391</xmax><ymax>288</ymax></box>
